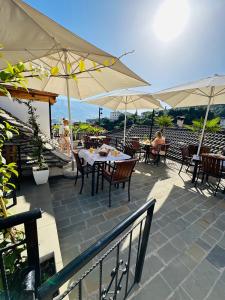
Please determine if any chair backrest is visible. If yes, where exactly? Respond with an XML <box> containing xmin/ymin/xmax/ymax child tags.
<box><xmin>73</xmin><ymin>151</ymin><xmax>83</xmax><ymax>173</ymax></box>
<box><xmin>131</xmin><ymin>140</ymin><xmax>140</xmax><ymax>151</ymax></box>
<box><xmin>180</xmin><ymin>145</ymin><xmax>190</xmax><ymax>159</ymax></box>
<box><xmin>2</xmin><ymin>145</ymin><xmax>18</xmax><ymax>164</ymax></box>
<box><xmin>112</xmin><ymin>159</ymin><xmax>138</xmax><ymax>181</ymax></box>
<box><xmin>85</xmin><ymin>140</ymin><xmax>99</xmax><ymax>149</ymax></box>
<box><xmin>200</xmin><ymin>146</ymin><xmax>210</xmax><ymax>155</ymax></box>
<box><xmin>102</xmin><ymin>137</ymin><xmax>111</xmax><ymax>145</ymax></box>
<box><xmin>188</xmin><ymin>144</ymin><xmax>197</xmax><ymax>156</ymax></box>
<box><xmin>201</xmin><ymin>154</ymin><xmax>222</xmax><ymax>177</ymax></box>
<box><xmin>188</xmin><ymin>144</ymin><xmax>210</xmax><ymax>156</ymax></box>
<box><xmin>160</xmin><ymin>143</ymin><xmax>170</xmax><ymax>152</ymax></box>
<box><xmin>124</xmin><ymin>146</ymin><xmax>136</xmax><ymax>158</ymax></box>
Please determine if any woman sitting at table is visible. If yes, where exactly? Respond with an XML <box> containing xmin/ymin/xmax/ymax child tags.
<box><xmin>150</xmin><ymin>131</ymin><xmax>165</xmax><ymax>161</ymax></box>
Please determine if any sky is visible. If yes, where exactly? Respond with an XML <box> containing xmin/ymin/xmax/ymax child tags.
<box><xmin>25</xmin><ymin>0</ymin><xmax>225</xmax><ymax>122</ymax></box>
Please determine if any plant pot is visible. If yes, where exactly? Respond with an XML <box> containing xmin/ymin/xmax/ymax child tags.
<box><xmin>32</xmin><ymin>166</ymin><xmax>49</xmax><ymax>185</ymax></box>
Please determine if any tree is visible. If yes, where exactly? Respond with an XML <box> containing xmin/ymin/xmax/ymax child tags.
<box><xmin>185</xmin><ymin>117</ymin><xmax>221</xmax><ymax>142</ymax></box>
<box><xmin>155</xmin><ymin>115</ymin><xmax>174</xmax><ymax>132</ymax></box>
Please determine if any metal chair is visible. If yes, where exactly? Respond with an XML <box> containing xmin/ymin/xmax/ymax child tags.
<box><xmin>101</xmin><ymin>158</ymin><xmax>138</xmax><ymax>207</ymax></box>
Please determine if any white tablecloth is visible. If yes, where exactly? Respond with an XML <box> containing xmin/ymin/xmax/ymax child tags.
<box><xmin>79</xmin><ymin>148</ymin><xmax>131</xmax><ymax>166</ymax></box>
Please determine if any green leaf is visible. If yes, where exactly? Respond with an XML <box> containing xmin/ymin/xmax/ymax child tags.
<box><xmin>79</xmin><ymin>60</ymin><xmax>85</xmax><ymax>72</ymax></box>
<box><xmin>66</xmin><ymin>63</ymin><xmax>71</xmax><ymax>73</ymax></box>
<box><xmin>72</xmin><ymin>74</ymin><xmax>77</xmax><ymax>81</ymax></box>
<box><xmin>50</xmin><ymin>66</ymin><xmax>59</xmax><ymax>76</ymax></box>
<box><xmin>5</xmin><ymin>130</ymin><xmax>13</xmax><ymax>139</ymax></box>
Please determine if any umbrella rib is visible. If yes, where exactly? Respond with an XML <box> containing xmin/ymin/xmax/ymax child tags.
<box><xmin>86</xmin><ymin>69</ymin><xmax>110</xmax><ymax>94</ymax></box>
<box><xmin>213</xmin><ymin>87</ymin><xmax>225</xmax><ymax>96</ymax></box>
<box><xmin>25</xmin><ymin>48</ymin><xmax>59</xmax><ymax>70</ymax></box>
<box><xmin>196</xmin><ymin>88</ymin><xmax>209</xmax><ymax>97</ymax></box>
<box><xmin>42</xmin><ymin>52</ymin><xmax>65</xmax><ymax>91</ymax></box>
<box><xmin>70</xmin><ymin>52</ymin><xmax>90</xmax><ymax>73</ymax></box>
<box><xmin>68</xmin><ymin>51</ymin><xmax>82</xmax><ymax>73</ymax></box>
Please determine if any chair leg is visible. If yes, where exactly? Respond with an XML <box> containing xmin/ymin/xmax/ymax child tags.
<box><xmin>214</xmin><ymin>178</ymin><xmax>221</xmax><ymax>196</ymax></box>
<box><xmin>195</xmin><ymin>171</ymin><xmax>200</xmax><ymax>187</ymax></box>
<box><xmin>101</xmin><ymin>175</ymin><xmax>104</xmax><ymax>190</ymax></box>
<box><xmin>109</xmin><ymin>184</ymin><xmax>112</xmax><ymax>207</ymax></box>
<box><xmin>80</xmin><ymin>175</ymin><xmax>84</xmax><ymax>194</ymax></box>
<box><xmin>74</xmin><ymin>169</ymin><xmax>78</xmax><ymax>185</ymax></box>
<box><xmin>123</xmin><ymin>182</ymin><xmax>125</xmax><ymax>189</ymax></box>
<box><xmin>178</xmin><ymin>162</ymin><xmax>183</xmax><ymax>174</ymax></box>
<box><xmin>96</xmin><ymin>165</ymin><xmax>100</xmax><ymax>194</ymax></box>
<box><xmin>128</xmin><ymin>179</ymin><xmax>131</xmax><ymax>202</ymax></box>
<box><xmin>201</xmin><ymin>173</ymin><xmax>205</xmax><ymax>184</ymax></box>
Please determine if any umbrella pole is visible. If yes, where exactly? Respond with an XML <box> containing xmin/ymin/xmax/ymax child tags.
<box><xmin>197</xmin><ymin>89</ymin><xmax>213</xmax><ymax>156</ymax></box>
<box><xmin>124</xmin><ymin>101</ymin><xmax>127</xmax><ymax>146</ymax></box>
<box><xmin>64</xmin><ymin>50</ymin><xmax>75</xmax><ymax>169</ymax></box>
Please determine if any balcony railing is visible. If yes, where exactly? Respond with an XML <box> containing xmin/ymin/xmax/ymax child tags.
<box><xmin>0</xmin><ymin>208</ymin><xmax>42</xmax><ymax>300</ymax></box>
<box><xmin>37</xmin><ymin>199</ymin><xmax>156</xmax><ymax>300</ymax></box>
<box><xmin>0</xmin><ymin>200</ymin><xmax>155</xmax><ymax>300</ymax></box>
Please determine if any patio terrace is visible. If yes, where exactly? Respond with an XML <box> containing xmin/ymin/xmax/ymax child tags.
<box><xmin>18</xmin><ymin>159</ymin><xmax>225</xmax><ymax>300</ymax></box>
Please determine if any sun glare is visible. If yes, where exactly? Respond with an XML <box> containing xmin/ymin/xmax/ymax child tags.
<box><xmin>153</xmin><ymin>0</ymin><xmax>190</xmax><ymax>42</ymax></box>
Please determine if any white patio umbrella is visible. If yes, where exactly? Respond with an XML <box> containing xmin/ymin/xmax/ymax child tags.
<box><xmin>153</xmin><ymin>74</ymin><xmax>225</xmax><ymax>155</ymax></box>
<box><xmin>85</xmin><ymin>90</ymin><xmax>163</xmax><ymax>144</ymax></box>
<box><xmin>0</xmin><ymin>0</ymin><xmax>149</xmax><ymax>150</ymax></box>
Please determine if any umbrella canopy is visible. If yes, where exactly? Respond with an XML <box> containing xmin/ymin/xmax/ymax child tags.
<box><xmin>85</xmin><ymin>90</ymin><xmax>163</xmax><ymax>144</ymax></box>
<box><xmin>153</xmin><ymin>74</ymin><xmax>225</xmax><ymax>155</ymax></box>
<box><xmin>0</xmin><ymin>0</ymin><xmax>149</xmax><ymax>162</ymax></box>
<box><xmin>0</xmin><ymin>0</ymin><xmax>149</xmax><ymax>99</ymax></box>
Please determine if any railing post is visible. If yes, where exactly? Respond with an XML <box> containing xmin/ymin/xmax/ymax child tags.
<box><xmin>134</xmin><ymin>203</ymin><xmax>155</xmax><ymax>283</ymax></box>
<box><xmin>24</xmin><ymin>219</ymin><xmax>41</xmax><ymax>292</ymax></box>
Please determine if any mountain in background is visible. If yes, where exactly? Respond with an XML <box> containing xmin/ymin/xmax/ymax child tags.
<box><xmin>51</xmin><ymin>97</ymin><xmax>111</xmax><ymax>123</ymax></box>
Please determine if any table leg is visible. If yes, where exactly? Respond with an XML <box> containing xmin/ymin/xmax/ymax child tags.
<box><xmin>92</xmin><ymin>164</ymin><xmax>95</xmax><ymax>196</ymax></box>
<box><xmin>192</xmin><ymin>161</ymin><xmax>199</xmax><ymax>183</ymax></box>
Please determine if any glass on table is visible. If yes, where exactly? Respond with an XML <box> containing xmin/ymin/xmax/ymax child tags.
<box><xmin>89</xmin><ymin>147</ymin><xmax>95</xmax><ymax>154</ymax></box>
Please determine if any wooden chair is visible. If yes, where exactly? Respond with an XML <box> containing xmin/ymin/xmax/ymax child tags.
<box><xmin>123</xmin><ymin>145</ymin><xmax>136</xmax><ymax>158</ymax></box>
<box><xmin>195</xmin><ymin>154</ymin><xmax>225</xmax><ymax>195</ymax></box>
<box><xmin>102</xmin><ymin>137</ymin><xmax>111</xmax><ymax>145</ymax></box>
<box><xmin>101</xmin><ymin>158</ymin><xmax>138</xmax><ymax>207</ymax></box>
<box><xmin>131</xmin><ymin>139</ymin><xmax>146</xmax><ymax>160</ymax></box>
<box><xmin>179</xmin><ymin>145</ymin><xmax>193</xmax><ymax>174</ymax></box>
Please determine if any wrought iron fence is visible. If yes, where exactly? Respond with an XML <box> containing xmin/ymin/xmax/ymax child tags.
<box><xmin>37</xmin><ymin>200</ymin><xmax>156</xmax><ymax>300</ymax></box>
<box><xmin>0</xmin><ymin>209</ymin><xmax>42</xmax><ymax>300</ymax></box>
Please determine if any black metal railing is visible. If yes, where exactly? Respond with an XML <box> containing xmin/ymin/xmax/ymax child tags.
<box><xmin>0</xmin><ymin>208</ymin><xmax>42</xmax><ymax>300</ymax></box>
<box><xmin>37</xmin><ymin>200</ymin><xmax>156</xmax><ymax>300</ymax></box>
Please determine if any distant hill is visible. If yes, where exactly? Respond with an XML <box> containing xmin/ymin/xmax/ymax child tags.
<box><xmin>51</xmin><ymin>97</ymin><xmax>110</xmax><ymax>123</ymax></box>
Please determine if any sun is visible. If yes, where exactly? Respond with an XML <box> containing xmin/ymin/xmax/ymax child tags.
<box><xmin>153</xmin><ymin>0</ymin><xmax>190</xmax><ymax>42</ymax></box>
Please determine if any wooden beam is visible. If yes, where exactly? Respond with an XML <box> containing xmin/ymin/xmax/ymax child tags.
<box><xmin>0</xmin><ymin>86</ymin><xmax>58</xmax><ymax>104</ymax></box>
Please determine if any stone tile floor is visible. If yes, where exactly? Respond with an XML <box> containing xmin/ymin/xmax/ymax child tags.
<box><xmin>26</xmin><ymin>159</ymin><xmax>225</xmax><ymax>299</ymax></box>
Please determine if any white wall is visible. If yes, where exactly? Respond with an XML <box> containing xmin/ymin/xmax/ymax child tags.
<box><xmin>0</xmin><ymin>96</ymin><xmax>51</xmax><ymax>137</ymax></box>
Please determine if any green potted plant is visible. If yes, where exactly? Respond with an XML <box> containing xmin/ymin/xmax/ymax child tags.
<box><xmin>25</xmin><ymin>101</ymin><xmax>49</xmax><ymax>185</ymax></box>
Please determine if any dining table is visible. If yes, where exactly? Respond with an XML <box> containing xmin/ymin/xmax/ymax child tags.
<box><xmin>78</xmin><ymin>145</ymin><xmax>131</xmax><ymax>196</ymax></box>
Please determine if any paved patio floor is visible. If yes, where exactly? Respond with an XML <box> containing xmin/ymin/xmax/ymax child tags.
<box><xmin>24</xmin><ymin>159</ymin><xmax>225</xmax><ymax>299</ymax></box>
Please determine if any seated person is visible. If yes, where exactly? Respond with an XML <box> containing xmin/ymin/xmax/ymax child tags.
<box><xmin>150</xmin><ymin>131</ymin><xmax>166</xmax><ymax>159</ymax></box>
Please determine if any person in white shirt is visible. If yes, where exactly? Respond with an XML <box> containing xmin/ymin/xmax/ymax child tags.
<box><xmin>63</xmin><ymin>119</ymin><xmax>71</xmax><ymax>156</ymax></box>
